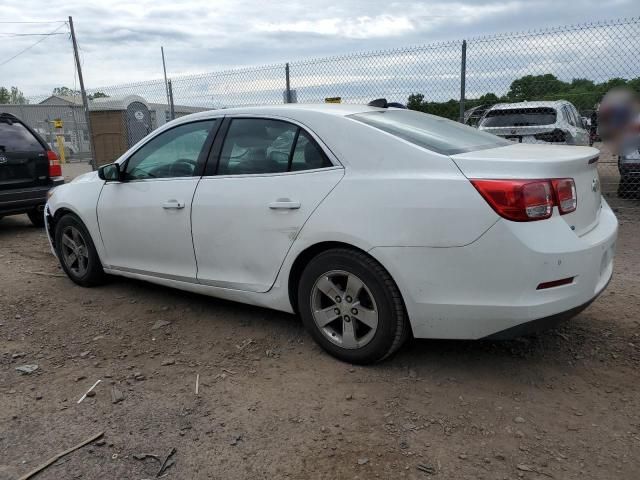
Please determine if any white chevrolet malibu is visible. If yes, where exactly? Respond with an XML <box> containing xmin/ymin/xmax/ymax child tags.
<box><xmin>45</xmin><ymin>103</ymin><xmax>617</xmax><ymax>364</ymax></box>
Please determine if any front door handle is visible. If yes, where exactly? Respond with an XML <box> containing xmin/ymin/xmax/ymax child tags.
<box><xmin>163</xmin><ymin>200</ymin><xmax>185</xmax><ymax>209</ymax></box>
<box><xmin>269</xmin><ymin>199</ymin><xmax>301</xmax><ymax>210</ymax></box>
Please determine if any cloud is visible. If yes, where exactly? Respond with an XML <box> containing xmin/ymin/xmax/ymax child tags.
<box><xmin>0</xmin><ymin>0</ymin><xmax>636</xmax><ymax>99</ymax></box>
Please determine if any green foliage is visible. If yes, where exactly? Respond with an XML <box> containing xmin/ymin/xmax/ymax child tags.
<box><xmin>408</xmin><ymin>74</ymin><xmax>640</xmax><ymax>119</ymax></box>
<box><xmin>0</xmin><ymin>86</ymin><xmax>28</xmax><ymax>104</ymax></box>
<box><xmin>88</xmin><ymin>91</ymin><xmax>108</xmax><ymax>100</ymax></box>
<box><xmin>52</xmin><ymin>86</ymin><xmax>80</xmax><ymax>97</ymax></box>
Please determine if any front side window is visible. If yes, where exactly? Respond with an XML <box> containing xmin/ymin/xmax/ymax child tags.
<box><xmin>217</xmin><ymin>118</ymin><xmax>332</xmax><ymax>175</ymax></box>
<box><xmin>351</xmin><ymin>110</ymin><xmax>509</xmax><ymax>155</ymax></box>
<box><xmin>125</xmin><ymin>120</ymin><xmax>216</xmax><ymax>180</ymax></box>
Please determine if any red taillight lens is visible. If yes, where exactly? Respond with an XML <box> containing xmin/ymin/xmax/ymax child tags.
<box><xmin>47</xmin><ymin>150</ymin><xmax>62</xmax><ymax>177</ymax></box>
<box><xmin>551</xmin><ymin>178</ymin><xmax>577</xmax><ymax>214</ymax></box>
<box><xmin>471</xmin><ymin>179</ymin><xmax>553</xmax><ymax>222</ymax></box>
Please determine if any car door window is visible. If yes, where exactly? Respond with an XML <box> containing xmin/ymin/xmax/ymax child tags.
<box><xmin>563</xmin><ymin>106</ymin><xmax>576</xmax><ymax>127</ymax></box>
<box><xmin>218</xmin><ymin>119</ymin><xmax>296</xmax><ymax>175</ymax></box>
<box><xmin>291</xmin><ymin>131</ymin><xmax>334</xmax><ymax>171</ymax></box>
<box><xmin>125</xmin><ymin>120</ymin><xmax>216</xmax><ymax>180</ymax></box>
<box><xmin>217</xmin><ymin>119</ymin><xmax>333</xmax><ymax>175</ymax></box>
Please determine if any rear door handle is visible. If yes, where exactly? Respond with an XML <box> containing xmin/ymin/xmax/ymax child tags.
<box><xmin>268</xmin><ymin>199</ymin><xmax>301</xmax><ymax>210</ymax></box>
<box><xmin>163</xmin><ymin>200</ymin><xmax>185</xmax><ymax>209</ymax></box>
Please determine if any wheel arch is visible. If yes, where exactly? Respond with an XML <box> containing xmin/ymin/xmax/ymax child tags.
<box><xmin>287</xmin><ymin>241</ymin><xmax>409</xmax><ymax>321</ymax></box>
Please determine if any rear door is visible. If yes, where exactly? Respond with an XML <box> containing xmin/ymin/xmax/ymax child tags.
<box><xmin>191</xmin><ymin>117</ymin><xmax>344</xmax><ymax>293</ymax></box>
<box><xmin>0</xmin><ymin>117</ymin><xmax>48</xmax><ymax>190</ymax></box>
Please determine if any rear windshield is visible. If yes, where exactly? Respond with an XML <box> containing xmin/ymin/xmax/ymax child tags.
<box><xmin>480</xmin><ymin>107</ymin><xmax>557</xmax><ymax>127</ymax></box>
<box><xmin>0</xmin><ymin>120</ymin><xmax>42</xmax><ymax>152</ymax></box>
<box><xmin>349</xmin><ymin>110</ymin><xmax>509</xmax><ymax>155</ymax></box>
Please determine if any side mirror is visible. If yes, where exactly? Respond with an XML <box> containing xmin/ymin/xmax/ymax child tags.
<box><xmin>98</xmin><ymin>163</ymin><xmax>121</xmax><ymax>182</ymax></box>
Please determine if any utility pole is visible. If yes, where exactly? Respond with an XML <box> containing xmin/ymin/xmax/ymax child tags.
<box><xmin>161</xmin><ymin>46</ymin><xmax>171</xmax><ymax>116</ymax></box>
<box><xmin>68</xmin><ymin>16</ymin><xmax>96</xmax><ymax>170</ymax></box>
<box><xmin>459</xmin><ymin>40</ymin><xmax>467</xmax><ymax>124</ymax></box>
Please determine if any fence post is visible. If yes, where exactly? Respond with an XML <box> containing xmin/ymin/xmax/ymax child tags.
<box><xmin>285</xmin><ymin>63</ymin><xmax>292</xmax><ymax>103</ymax></box>
<box><xmin>69</xmin><ymin>16</ymin><xmax>96</xmax><ymax>171</ymax></box>
<box><xmin>168</xmin><ymin>79</ymin><xmax>176</xmax><ymax>120</ymax></box>
<box><xmin>459</xmin><ymin>40</ymin><xmax>467</xmax><ymax>123</ymax></box>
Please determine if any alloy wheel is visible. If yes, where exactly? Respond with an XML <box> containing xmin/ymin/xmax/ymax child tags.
<box><xmin>310</xmin><ymin>270</ymin><xmax>379</xmax><ymax>349</ymax></box>
<box><xmin>60</xmin><ymin>225</ymin><xmax>89</xmax><ymax>277</ymax></box>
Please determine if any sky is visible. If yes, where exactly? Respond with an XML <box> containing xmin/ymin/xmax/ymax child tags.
<box><xmin>0</xmin><ymin>0</ymin><xmax>637</xmax><ymax>99</ymax></box>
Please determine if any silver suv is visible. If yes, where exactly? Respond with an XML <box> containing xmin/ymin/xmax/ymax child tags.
<box><xmin>478</xmin><ymin>100</ymin><xmax>589</xmax><ymax>145</ymax></box>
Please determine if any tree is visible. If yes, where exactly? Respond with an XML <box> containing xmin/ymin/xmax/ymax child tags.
<box><xmin>88</xmin><ymin>91</ymin><xmax>109</xmax><ymax>100</ymax></box>
<box><xmin>52</xmin><ymin>86</ymin><xmax>80</xmax><ymax>97</ymax></box>
<box><xmin>0</xmin><ymin>86</ymin><xmax>27</xmax><ymax>104</ymax></box>
<box><xmin>506</xmin><ymin>74</ymin><xmax>567</xmax><ymax>102</ymax></box>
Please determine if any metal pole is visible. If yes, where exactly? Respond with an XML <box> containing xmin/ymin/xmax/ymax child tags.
<box><xmin>161</xmin><ymin>46</ymin><xmax>171</xmax><ymax>113</ymax></box>
<box><xmin>285</xmin><ymin>63</ymin><xmax>292</xmax><ymax>103</ymax></box>
<box><xmin>68</xmin><ymin>16</ymin><xmax>96</xmax><ymax>170</ymax></box>
<box><xmin>168</xmin><ymin>79</ymin><xmax>175</xmax><ymax>120</ymax></box>
<box><xmin>459</xmin><ymin>40</ymin><xmax>467</xmax><ymax>124</ymax></box>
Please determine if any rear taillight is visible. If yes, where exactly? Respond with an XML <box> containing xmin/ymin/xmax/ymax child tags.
<box><xmin>551</xmin><ymin>178</ymin><xmax>577</xmax><ymax>214</ymax></box>
<box><xmin>533</xmin><ymin>129</ymin><xmax>567</xmax><ymax>143</ymax></box>
<box><xmin>471</xmin><ymin>178</ymin><xmax>577</xmax><ymax>222</ymax></box>
<box><xmin>47</xmin><ymin>150</ymin><xmax>62</xmax><ymax>177</ymax></box>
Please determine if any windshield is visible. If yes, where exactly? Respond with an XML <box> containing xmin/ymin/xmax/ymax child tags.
<box><xmin>480</xmin><ymin>107</ymin><xmax>557</xmax><ymax>127</ymax></box>
<box><xmin>349</xmin><ymin>109</ymin><xmax>508</xmax><ymax>155</ymax></box>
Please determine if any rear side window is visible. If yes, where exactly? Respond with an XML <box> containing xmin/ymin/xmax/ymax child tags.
<box><xmin>217</xmin><ymin>118</ymin><xmax>333</xmax><ymax>175</ymax></box>
<box><xmin>0</xmin><ymin>121</ymin><xmax>42</xmax><ymax>152</ymax></box>
<box><xmin>480</xmin><ymin>107</ymin><xmax>557</xmax><ymax>127</ymax></box>
<box><xmin>350</xmin><ymin>110</ymin><xmax>509</xmax><ymax>155</ymax></box>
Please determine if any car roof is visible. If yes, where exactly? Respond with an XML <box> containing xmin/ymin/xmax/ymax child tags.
<box><xmin>488</xmin><ymin>100</ymin><xmax>570</xmax><ymax>111</ymax></box>
<box><xmin>181</xmin><ymin>103</ymin><xmax>384</xmax><ymax>122</ymax></box>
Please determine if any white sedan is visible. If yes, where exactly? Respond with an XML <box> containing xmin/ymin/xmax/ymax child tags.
<box><xmin>45</xmin><ymin>103</ymin><xmax>617</xmax><ymax>364</ymax></box>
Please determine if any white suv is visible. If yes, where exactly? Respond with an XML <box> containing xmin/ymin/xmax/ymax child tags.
<box><xmin>479</xmin><ymin>100</ymin><xmax>589</xmax><ymax>146</ymax></box>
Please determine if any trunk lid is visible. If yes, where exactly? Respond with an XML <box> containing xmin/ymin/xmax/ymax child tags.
<box><xmin>480</xmin><ymin>125</ymin><xmax>565</xmax><ymax>144</ymax></box>
<box><xmin>0</xmin><ymin>117</ymin><xmax>48</xmax><ymax>190</ymax></box>
<box><xmin>451</xmin><ymin>143</ymin><xmax>602</xmax><ymax>236</ymax></box>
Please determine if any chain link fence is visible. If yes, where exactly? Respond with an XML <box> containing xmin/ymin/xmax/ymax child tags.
<box><xmin>1</xmin><ymin>17</ymin><xmax>638</xmax><ymax>213</ymax></box>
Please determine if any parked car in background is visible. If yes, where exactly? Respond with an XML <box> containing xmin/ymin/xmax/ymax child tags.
<box><xmin>618</xmin><ymin>134</ymin><xmax>640</xmax><ymax>197</ymax></box>
<box><xmin>45</xmin><ymin>104</ymin><xmax>616</xmax><ymax>364</ymax></box>
<box><xmin>463</xmin><ymin>104</ymin><xmax>490</xmax><ymax>127</ymax></box>
<box><xmin>479</xmin><ymin>100</ymin><xmax>589</xmax><ymax>145</ymax></box>
<box><xmin>0</xmin><ymin>113</ymin><xmax>64</xmax><ymax>227</ymax></box>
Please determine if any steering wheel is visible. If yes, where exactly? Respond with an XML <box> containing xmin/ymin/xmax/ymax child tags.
<box><xmin>168</xmin><ymin>159</ymin><xmax>197</xmax><ymax>177</ymax></box>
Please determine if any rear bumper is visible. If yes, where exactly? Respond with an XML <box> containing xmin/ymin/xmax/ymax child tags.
<box><xmin>370</xmin><ymin>200</ymin><xmax>618</xmax><ymax>339</ymax></box>
<box><xmin>0</xmin><ymin>178</ymin><xmax>64</xmax><ymax>216</ymax></box>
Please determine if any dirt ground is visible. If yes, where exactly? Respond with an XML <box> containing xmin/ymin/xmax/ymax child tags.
<box><xmin>1</xmin><ymin>162</ymin><xmax>639</xmax><ymax>480</ymax></box>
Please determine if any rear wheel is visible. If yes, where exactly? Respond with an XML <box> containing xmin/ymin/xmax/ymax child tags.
<box><xmin>54</xmin><ymin>214</ymin><xmax>105</xmax><ymax>286</ymax></box>
<box><xmin>298</xmin><ymin>248</ymin><xmax>408</xmax><ymax>364</ymax></box>
<box><xmin>27</xmin><ymin>208</ymin><xmax>45</xmax><ymax>227</ymax></box>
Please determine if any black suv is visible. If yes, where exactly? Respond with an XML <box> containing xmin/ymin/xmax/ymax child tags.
<box><xmin>0</xmin><ymin>113</ymin><xmax>64</xmax><ymax>226</ymax></box>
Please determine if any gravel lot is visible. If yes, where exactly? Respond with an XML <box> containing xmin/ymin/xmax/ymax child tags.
<box><xmin>1</xmin><ymin>161</ymin><xmax>639</xmax><ymax>480</ymax></box>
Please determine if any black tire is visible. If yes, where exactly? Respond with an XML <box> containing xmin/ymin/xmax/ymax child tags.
<box><xmin>54</xmin><ymin>214</ymin><xmax>105</xmax><ymax>287</ymax></box>
<box><xmin>297</xmin><ymin>248</ymin><xmax>409</xmax><ymax>364</ymax></box>
<box><xmin>27</xmin><ymin>209</ymin><xmax>45</xmax><ymax>227</ymax></box>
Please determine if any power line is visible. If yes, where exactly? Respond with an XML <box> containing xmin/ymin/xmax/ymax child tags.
<box><xmin>0</xmin><ymin>20</ymin><xmax>66</xmax><ymax>24</ymax></box>
<box><xmin>0</xmin><ymin>23</ymin><xmax>68</xmax><ymax>68</ymax></box>
<box><xmin>0</xmin><ymin>32</ymin><xmax>67</xmax><ymax>36</ymax></box>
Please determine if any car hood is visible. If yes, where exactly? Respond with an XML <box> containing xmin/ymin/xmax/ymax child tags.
<box><xmin>70</xmin><ymin>170</ymin><xmax>100</xmax><ymax>184</ymax></box>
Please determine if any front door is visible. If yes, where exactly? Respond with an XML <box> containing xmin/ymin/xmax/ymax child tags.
<box><xmin>192</xmin><ymin>117</ymin><xmax>343</xmax><ymax>292</ymax></box>
<box><xmin>97</xmin><ymin>119</ymin><xmax>218</xmax><ymax>281</ymax></box>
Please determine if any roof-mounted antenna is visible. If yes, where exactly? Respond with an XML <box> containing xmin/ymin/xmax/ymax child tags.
<box><xmin>367</xmin><ymin>98</ymin><xmax>388</xmax><ymax>108</ymax></box>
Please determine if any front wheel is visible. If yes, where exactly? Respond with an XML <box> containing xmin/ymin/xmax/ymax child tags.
<box><xmin>298</xmin><ymin>248</ymin><xmax>409</xmax><ymax>364</ymax></box>
<box><xmin>54</xmin><ymin>214</ymin><xmax>105</xmax><ymax>287</ymax></box>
